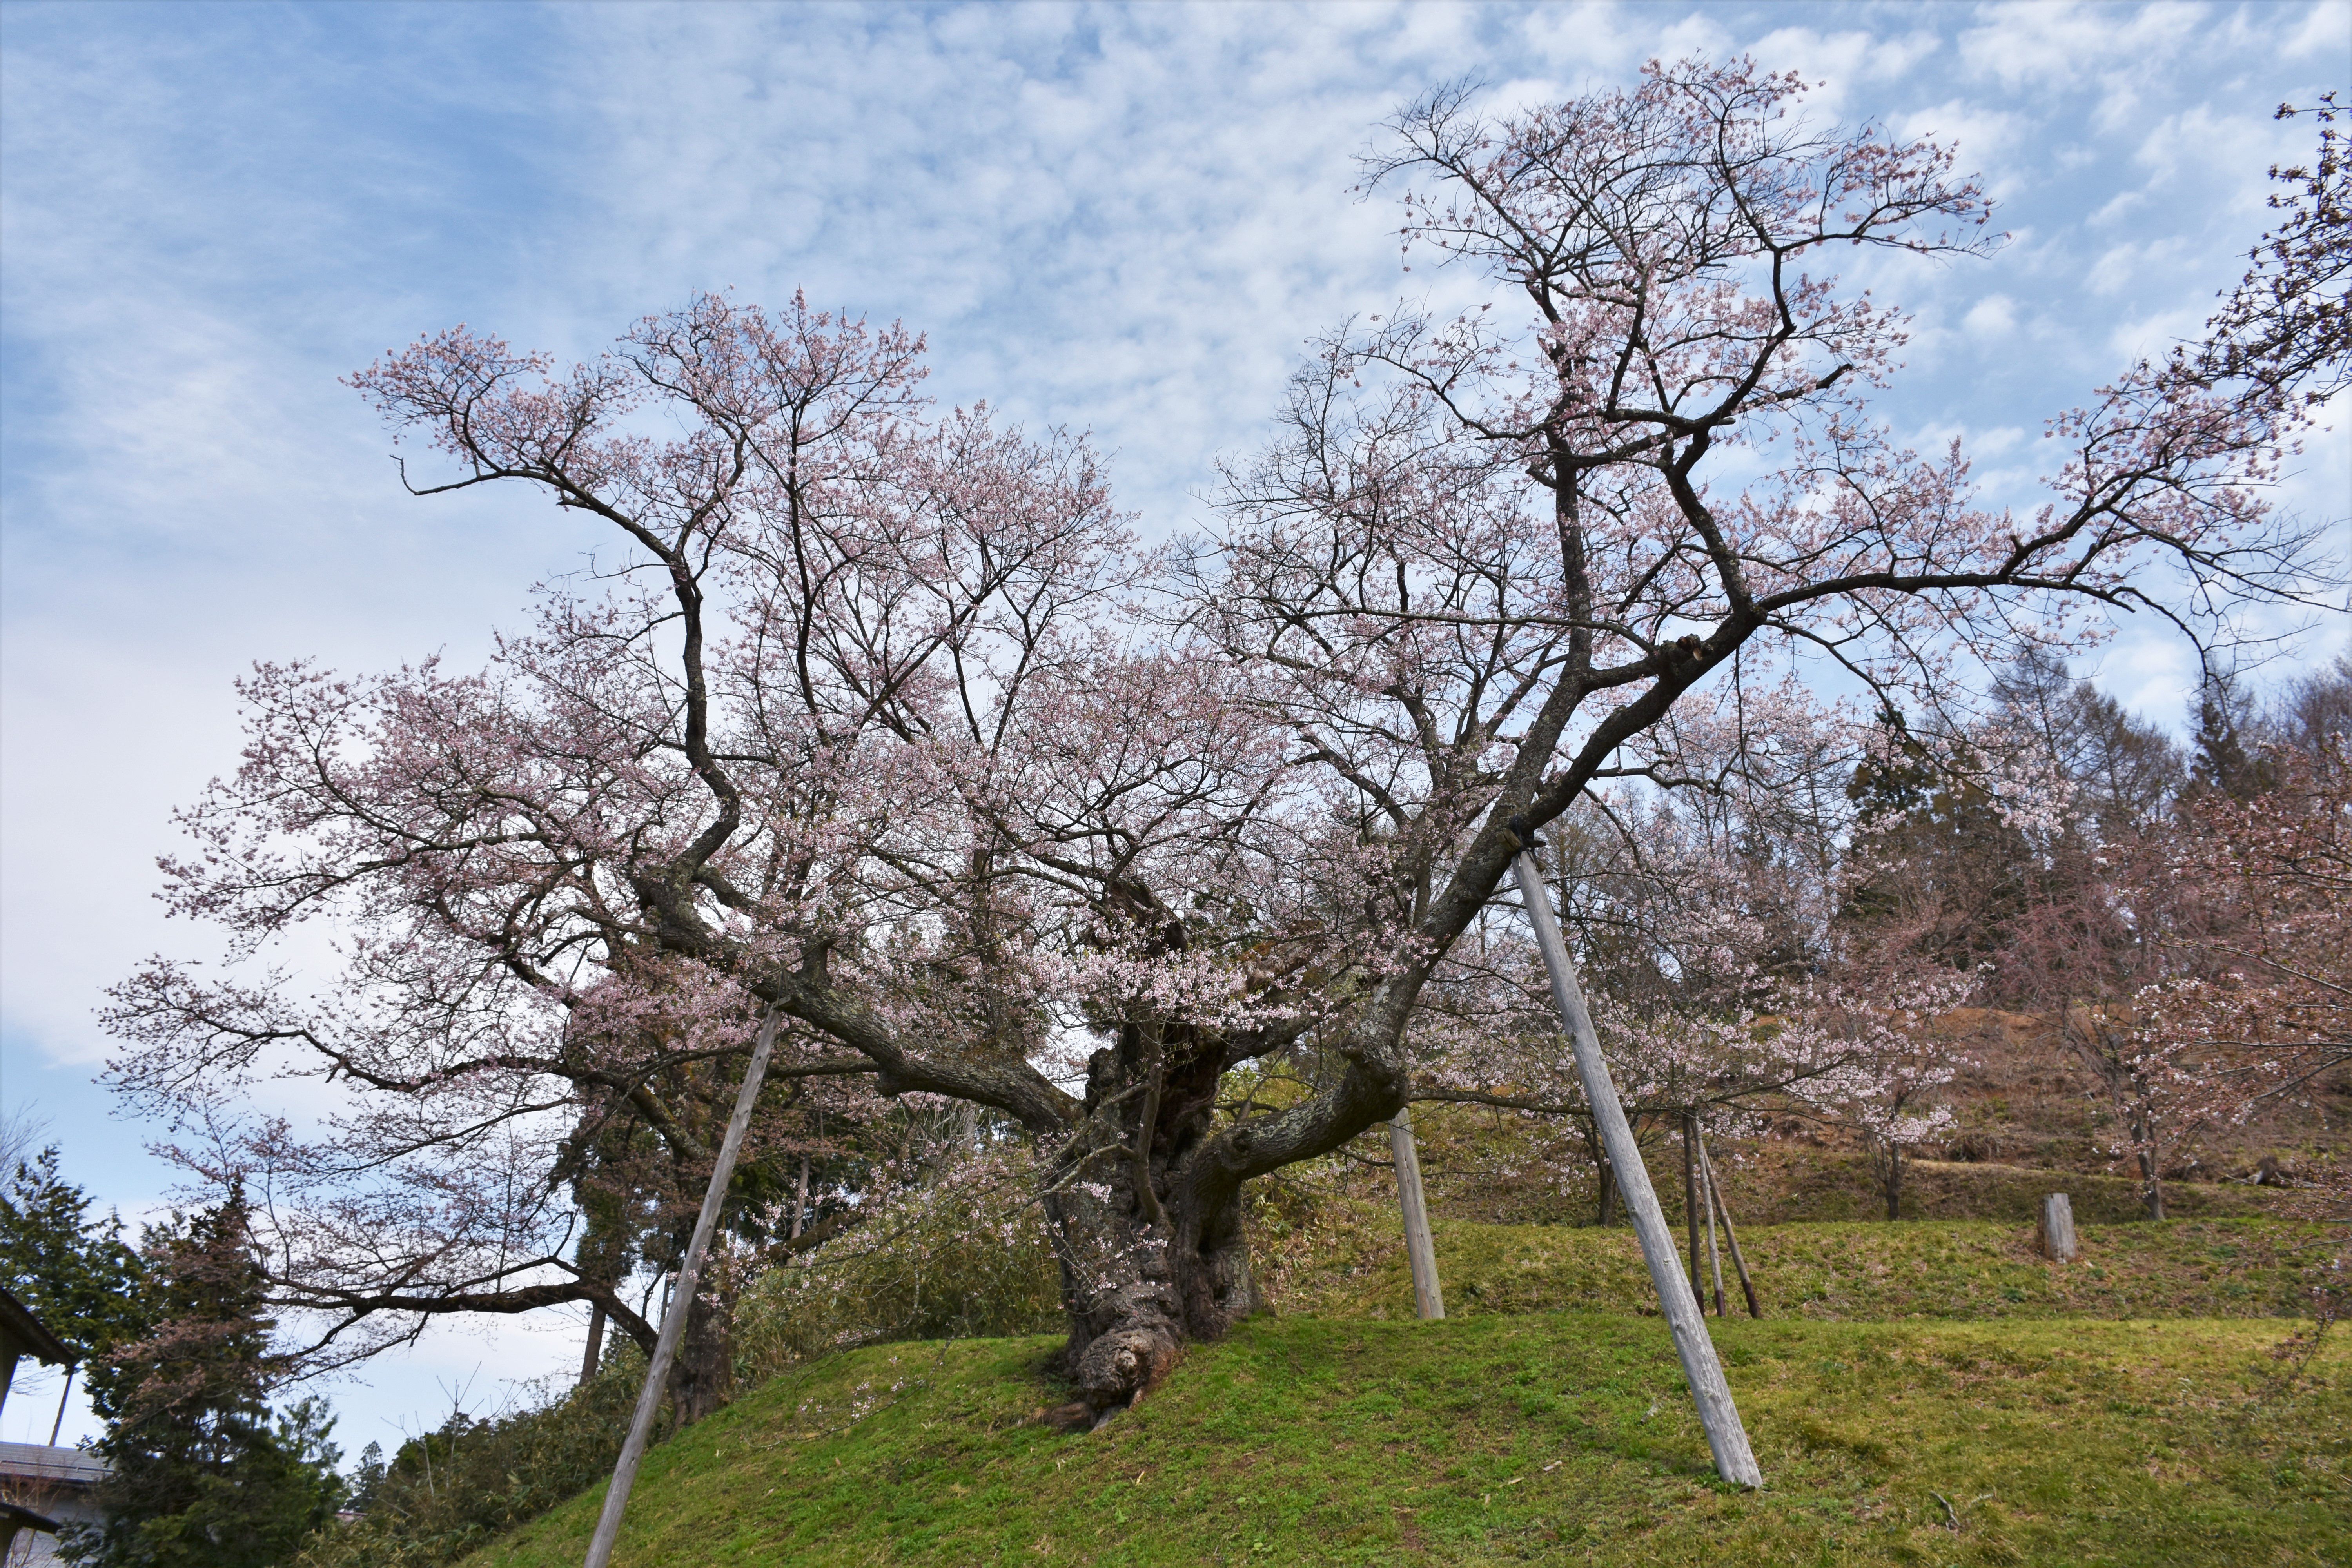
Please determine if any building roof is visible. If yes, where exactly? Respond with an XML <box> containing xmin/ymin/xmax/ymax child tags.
<box><xmin>0</xmin><ymin>1443</ymin><xmax>110</xmax><ymax>1487</ymax></box>
<box><xmin>0</xmin><ymin>1289</ymin><xmax>73</xmax><ymax>1368</ymax></box>
<box><xmin>0</xmin><ymin>1499</ymin><xmax>61</xmax><ymax>1535</ymax></box>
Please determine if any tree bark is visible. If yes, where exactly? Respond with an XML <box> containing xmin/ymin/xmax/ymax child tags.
<box><xmin>579</xmin><ymin>1302</ymin><xmax>606</xmax><ymax>1386</ymax></box>
<box><xmin>1583</xmin><ymin>1117</ymin><xmax>1617</xmax><ymax>1225</ymax></box>
<box><xmin>2134</xmin><ymin>1107</ymin><xmax>2167</xmax><ymax>1220</ymax></box>
<box><xmin>669</xmin><ymin>1275</ymin><xmax>736</xmax><ymax>1425</ymax></box>
<box><xmin>1042</xmin><ymin>1029</ymin><xmax>1261</xmax><ymax>1421</ymax></box>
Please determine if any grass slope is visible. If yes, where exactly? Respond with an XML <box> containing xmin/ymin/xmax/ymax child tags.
<box><xmin>469</xmin><ymin>1312</ymin><xmax>2348</xmax><ymax>1564</ymax></box>
<box><xmin>1270</xmin><ymin>1216</ymin><xmax>2336</xmax><ymax>1324</ymax></box>
<box><xmin>1385</xmin><ymin>1102</ymin><xmax>2311</xmax><ymax>1231</ymax></box>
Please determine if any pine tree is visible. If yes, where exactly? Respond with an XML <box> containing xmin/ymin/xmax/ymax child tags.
<box><xmin>2189</xmin><ymin>666</ymin><xmax>2270</xmax><ymax>799</ymax></box>
<box><xmin>0</xmin><ymin>1148</ymin><xmax>146</xmax><ymax>1379</ymax></box>
<box><xmin>62</xmin><ymin>1185</ymin><xmax>343</xmax><ymax>1568</ymax></box>
<box><xmin>1841</xmin><ymin>709</ymin><xmax>2031</xmax><ymax>967</ymax></box>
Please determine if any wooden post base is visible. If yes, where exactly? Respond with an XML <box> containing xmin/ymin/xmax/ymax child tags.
<box><xmin>2038</xmin><ymin>1193</ymin><xmax>2078</xmax><ymax>1262</ymax></box>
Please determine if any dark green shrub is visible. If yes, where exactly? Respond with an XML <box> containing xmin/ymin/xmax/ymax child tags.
<box><xmin>735</xmin><ymin>1147</ymin><xmax>1063</xmax><ymax>1379</ymax></box>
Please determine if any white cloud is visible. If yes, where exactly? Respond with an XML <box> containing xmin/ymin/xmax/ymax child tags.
<box><xmin>2283</xmin><ymin>0</ymin><xmax>2352</xmax><ymax>58</ymax></box>
<box><xmin>1957</xmin><ymin>0</ymin><xmax>2204</xmax><ymax>91</ymax></box>
<box><xmin>1892</xmin><ymin>98</ymin><xmax>2032</xmax><ymax>198</ymax></box>
<box><xmin>1523</xmin><ymin>2</ymin><xmax>1712</xmax><ymax>73</ymax></box>
<box><xmin>2091</xmin><ymin>188</ymin><xmax>2147</xmax><ymax>227</ymax></box>
<box><xmin>2137</xmin><ymin>102</ymin><xmax>2293</xmax><ymax>198</ymax></box>
<box><xmin>1963</xmin><ymin>293</ymin><xmax>2018</xmax><ymax>338</ymax></box>
<box><xmin>1747</xmin><ymin>24</ymin><xmax>1942</xmax><ymax>112</ymax></box>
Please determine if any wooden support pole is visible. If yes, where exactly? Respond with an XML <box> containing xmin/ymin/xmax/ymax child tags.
<box><xmin>1682</xmin><ymin>1111</ymin><xmax>1704</xmax><ymax>1305</ymax></box>
<box><xmin>1703</xmin><ymin>1146</ymin><xmax>1726</xmax><ymax>1317</ymax></box>
<box><xmin>585</xmin><ymin>1008</ymin><xmax>780</xmax><ymax>1568</ymax></box>
<box><xmin>1696</xmin><ymin>1129</ymin><xmax>1760</xmax><ymax>1320</ymax></box>
<box><xmin>1390</xmin><ymin>1108</ymin><xmax>1445</xmax><ymax>1320</ymax></box>
<box><xmin>1510</xmin><ymin>839</ymin><xmax>1763</xmax><ymax>1488</ymax></box>
<box><xmin>49</xmin><ymin>1363</ymin><xmax>74</xmax><ymax>1446</ymax></box>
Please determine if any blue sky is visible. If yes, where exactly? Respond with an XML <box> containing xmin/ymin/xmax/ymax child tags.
<box><xmin>2</xmin><ymin>0</ymin><xmax>2345</xmax><ymax>1454</ymax></box>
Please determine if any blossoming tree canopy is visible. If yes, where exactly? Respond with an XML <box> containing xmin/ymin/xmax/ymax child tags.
<box><xmin>105</xmin><ymin>292</ymin><xmax>1177</xmax><ymax>1417</ymax></box>
<box><xmin>1190</xmin><ymin>51</ymin><xmax>2311</xmax><ymax>1296</ymax></box>
<box><xmin>103</xmin><ymin>59</ymin><xmax>2327</xmax><ymax>1423</ymax></box>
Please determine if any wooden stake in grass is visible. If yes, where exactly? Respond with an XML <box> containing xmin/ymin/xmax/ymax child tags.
<box><xmin>2039</xmin><ymin>1192</ymin><xmax>2078</xmax><ymax>1262</ymax></box>
<box><xmin>1508</xmin><ymin>824</ymin><xmax>1763</xmax><ymax>1489</ymax></box>
<box><xmin>1696</xmin><ymin>1129</ymin><xmax>1761</xmax><ymax>1320</ymax></box>
<box><xmin>1390</xmin><ymin>1107</ymin><xmax>1446</xmax><ymax>1320</ymax></box>
<box><xmin>585</xmin><ymin>1007</ymin><xmax>780</xmax><ymax>1568</ymax></box>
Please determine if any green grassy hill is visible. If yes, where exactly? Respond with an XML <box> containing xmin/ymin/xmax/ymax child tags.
<box><xmin>459</xmin><ymin>1219</ymin><xmax>2349</xmax><ymax>1567</ymax></box>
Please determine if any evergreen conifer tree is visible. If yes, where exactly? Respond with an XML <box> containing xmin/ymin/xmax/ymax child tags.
<box><xmin>0</xmin><ymin>1148</ymin><xmax>146</xmax><ymax>1391</ymax></box>
<box><xmin>62</xmin><ymin>1185</ymin><xmax>343</xmax><ymax>1568</ymax></box>
<box><xmin>1841</xmin><ymin>709</ymin><xmax>2031</xmax><ymax>967</ymax></box>
<box><xmin>2189</xmin><ymin>667</ymin><xmax>2270</xmax><ymax>799</ymax></box>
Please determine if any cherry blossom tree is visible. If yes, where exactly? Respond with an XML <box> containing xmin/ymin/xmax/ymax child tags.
<box><xmin>104</xmin><ymin>293</ymin><xmax>1174</xmax><ymax>1419</ymax></box>
<box><xmin>1992</xmin><ymin>678</ymin><xmax>2348</xmax><ymax>1219</ymax></box>
<box><xmin>1396</xmin><ymin>684</ymin><xmax>1873</xmax><ymax>1220</ymax></box>
<box><xmin>2192</xmin><ymin>94</ymin><xmax>2348</xmax><ymax>407</ymax></box>
<box><xmin>1778</xmin><ymin>971</ymin><xmax>1976</xmax><ymax>1220</ymax></box>
<box><xmin>104</xmin><ymin>58</ymin><xmax>2331</xmax><ymax>1428</ymax></box>
<box><xmin>1408</xmin><ymin>893</ymin><xmax>1979</xmax><ymax>1229</ymax></box>
<box><xmin>2123</xmin><ymin>739</ymin><xmax>2350</xmax><ymax>1215</ymax></box>
<box><xmin>104</xmin><ymin>289</ymin><xmax>1383</xmax><ymax>1423</ymax></box>
<box><xmin>1178</xmin><ymin>56</ymin><xmax>2316</xmax><ymax>1302</ymax></box>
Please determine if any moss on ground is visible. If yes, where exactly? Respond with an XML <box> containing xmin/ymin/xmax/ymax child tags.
<box><xmin>463</xmin><ymin>1310</ymin><xmax>2347</xmax><ymax>1567</ymax></box>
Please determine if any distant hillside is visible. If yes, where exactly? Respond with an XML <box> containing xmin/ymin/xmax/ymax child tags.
<box><xmin>1925</xmin><ymin>1007</ymin><xmax>2350</xmax><ymax>1183</ymax></box>
<box><xmin>1374</xmin><ymin>1011</ymin><xmax>2343</xmax><ymax>1237</ymax></box>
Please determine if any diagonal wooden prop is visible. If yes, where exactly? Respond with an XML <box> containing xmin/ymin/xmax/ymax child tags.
<box><xmin>586</xmin><ymin>1006</ymin><xmax>781</xmax><ymax>1567</ymax></box>
<box><xmin>1508</xmin><ymin>824</ymin><xmax>1762</xmax><ymax>1488</ymax></box>
<box><xmin>1388</xmin><ymin>1106</ymin><xmax>1445</xmax><ymax>1319</ymax></box>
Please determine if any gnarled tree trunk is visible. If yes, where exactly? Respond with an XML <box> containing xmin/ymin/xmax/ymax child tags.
<box><xmin>1040</xmin><ymin>1027</ymin><xmax>1261</xmax><ymax>1421</ymax></box>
